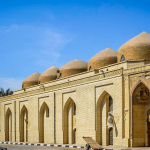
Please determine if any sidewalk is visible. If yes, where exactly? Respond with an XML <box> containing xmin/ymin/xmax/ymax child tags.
<box><xmin>1</xmin><ymin>141</ymin><xmax>150</xmax><ymax>150</ymax></box>
<box><xmin>0</xmin><ymin>141</ymin><xmax>86</xmax><ymax>149</ymax></box>
<box><xmin>101</xmin><ymin>145</ymin><xmax>150</xmax><ymax>150</ymax></box>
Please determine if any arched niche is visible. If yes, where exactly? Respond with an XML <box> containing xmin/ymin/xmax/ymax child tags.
<box><xmin>39</xmin><ymin>102</ymin><xmax>49</xmax><ymax>143</ymax></box>
<box><xmin>132</xmin><ymin>82</ymin><xmax>150</xmax><ymax>147</ymax></box>
<box><xmin>63</xmin><ymin>97</ymin><xmax>76</xmax><ymax>144</ymax></box>
<box><xmin>96</xmin><ymin>91</ymin><xmax>113</xmax><ymax>146</ymax></box>
<box><xmin>5</xmin><ymin>108</ymin><xmax>12</xmax><ymax>141</ymax></box>
<box><xmin>20</xmin><ymin>105</ymin><xmax>28</xmax><ymax>142</ymax></box>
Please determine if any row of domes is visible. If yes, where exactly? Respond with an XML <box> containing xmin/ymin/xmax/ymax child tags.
<box><xmin>22</xmin><ymin>31</ymin><xmax>150</xmax><ymax>88</ymax></box>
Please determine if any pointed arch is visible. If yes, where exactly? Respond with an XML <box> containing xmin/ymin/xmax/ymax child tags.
<box><xmin>20</xmin><ymin>105</ymin><xmax>28</xmax><ymax>142</ymax></box>
<box><xmin>5</xmin><ymin>107</ymin><xmax>12</xmax><ymax>141</ymax></box>
<box><xmin>63</xmin><ymin>97</ymin><xmax>76</xmax><ymax>144</ymax></box>
<box><xmin>64</xmin><ymin>97</ymin><xmax>74</xmax><ymax>111</ymax></box>
<box><xmin>39</xmin><ymin>101</ymin><xmax>49</xmax><ymax>143</ymax></box>
<box><xmin>96</xmin><ymin>90</ymin><xmax>113</xmax><ymax>146</ymax></box>
<box><xmin>40</xmin><ymin>101</ymin><xmax>49</xmax><ymax>117</ymax></box>
<box><xmin>89</xmin><ymin>66</ymin><xmax>92</xmax><ymax>71</ymax></box>
<box><xmin>132</xmin><ymin>81</ymin><xmax>150</xmax><ymax>104</ymax></box>
<box><xmin>131</xmin><ymin>81</ymin><xmax>150</xmax><ymax>146</ymax></box>
<box><xmin>120</xmin><ymin>55</ymin><xmax>125</xmax><ymax>62</ymax></box>
<box><xmin>131</xmin><ymin>79</ymin><xmax>150</xmax><ymax>95</ymax></box>
<box><xmin>97</xmin><ymin>90</ymin><xmax>110</xmax><ymax>106</ymax></box>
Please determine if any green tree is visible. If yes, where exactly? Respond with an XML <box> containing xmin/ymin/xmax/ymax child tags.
<box><xmin>0</xmin><ymin>88</ymin><xmax>13</xmax><ymax>97</ymax></box>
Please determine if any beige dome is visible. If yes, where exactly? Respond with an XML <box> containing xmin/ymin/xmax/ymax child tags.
<box><xmin>88</xmin><ymin>48</ymin><xmax>117</xmax><ymax>70</ymax></box>
<box><xmin>59</xmin><ymin>59</ymin><xmax>88</xmax><ymax>78</ymax></box>
<box><xmin>118</xmin><ymin>32</ymin><xmax>150</xmax><ymax>62</ymax></box>
<box><xmin>39</xmin><ymin>66</ymin><xmax>59</xmax><ymax>84</ymax></box>
<box><xmin>22</xmin><ymin>72</ymin><xmax>40</xmax><ymax>88</ymax></box>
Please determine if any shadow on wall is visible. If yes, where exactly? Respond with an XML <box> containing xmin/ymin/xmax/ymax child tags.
<box><xmin>113</xmin><ymin>120</ymin><xmax>118</xmax><ymax>137</ymax></box>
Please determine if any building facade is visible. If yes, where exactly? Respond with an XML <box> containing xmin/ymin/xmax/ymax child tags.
<box><xmin>0</xmin><ymin>32</ymin><xmax>150</xmax><ymax>147</ymax></box>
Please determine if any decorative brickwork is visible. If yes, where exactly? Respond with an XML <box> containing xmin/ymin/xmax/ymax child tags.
<box><xmin>88</xmin><ymin>48</ymin><xmax>117</xmax><ymax>70</ymax></box>
<box><xmin>1</xmin><ymin>32</ymin><xmax>150</xmax><ymax>147</ymax></box>
<box><xmin>118</xmin><ymin>32</ymin><xmax>150</xmax><ymax>62</ymax></box>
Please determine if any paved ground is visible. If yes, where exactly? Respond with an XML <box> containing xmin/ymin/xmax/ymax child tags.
<box><xmin>102</xmin><ymin>145</ymin><xmax>150</xmax><ymax>149</ymax></box>
<box><xmin>0</xmin><ymin>144</ymin><xmax>84</xmax><ymax>150</ymax></box>
<box><xmin>2</xmin><ymin>144</ymin><xmax>150</xmax><ymax>150</ymax></box>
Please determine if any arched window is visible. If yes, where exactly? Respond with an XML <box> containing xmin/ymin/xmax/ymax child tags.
<box><xmin>89</xmin><ymin>66</ymin><xmax>92</xmax><ymax>71</ymax></box>
<box><xmin>74</xmin><ymin>129</ymin><xmax>76</xmax><ymax>144</ymax></box>
<box><xmin>147</xmin><ymin>109</ymin><xmax>150</xmax><ymax>122</ymax></box>
<box><xmin>22</xmin><ymin>85</ymin><xmax>24</xmax><ymax>89</ymax></box>
<box><xmin>46</xmin><ymin>108</ymin><xmax>49</xmax><ymax>117</ymax></box>
<box><xmin>59</xmin><ymin>73</ymin><xmax>61</xmax><ymax>79</ymax></box>
<box><xmin>120</xmin><ymin>55</ymin><xmax>125</xmax><ymax>62</ymax></box>
<box><xmin>109</xmin><ymin>128</ymin><xmax>113</xmax><ymax>145</ymax></box>
<box><xmin>74</xmin><ymin>103</ymin><xmax>76</xmax><ymax>115</ymax></box>
<box><xmin>109</xmin><ymin>96</ymin><xmax>113</xmax><ymax>112</ymax></box>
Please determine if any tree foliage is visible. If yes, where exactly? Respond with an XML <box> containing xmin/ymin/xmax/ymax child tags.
<box><xmin>0</xmin><ymin>88</ymin><xmax>13</xmax><ymax>97</ymax></box>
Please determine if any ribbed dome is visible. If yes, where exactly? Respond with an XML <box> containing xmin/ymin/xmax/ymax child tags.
<box><xmin>88</xmin><ymin>48</ymin><xmax>117</xmax><ymax>70</ymax></box>
<box><xmin>39</xmin><ymin>66</ymin><xmax>59</xmax><ymax>84</ymax></box>
<box><xmin>22</xmin><ymin>72</ymin><xmax>40</xmax><ymax>88</ymax></box>
<box><xmin>59</xmin><ymin>59</ymin><xmax>88</xmax><ymax>78</ymax></box>
<box><xmin>118</xmin><ymin>32</ymin><xmax>150</xmax><ymax>62</ymax></box>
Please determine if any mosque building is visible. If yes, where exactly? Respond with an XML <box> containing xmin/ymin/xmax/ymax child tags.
<box><xmin>0</xmin><ymin>31</ymin><xmax>150</xmax><ymax>147</ymax></box>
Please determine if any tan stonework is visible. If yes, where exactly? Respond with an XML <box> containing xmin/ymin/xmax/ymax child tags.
<box><xmin>39</xmin><ymin>66</ymin><xmax>59</xmax><ymax>84</ymax></box>
<box><xmin>118</xmin><ymin>32</ymin><xmax>150</xmax><ymax>62</ymax></box>
<box><xmin>1</xmin><ymin>32</ymin><xmax>150</xmax><ymax>148</ymax></box>
<box><xmin>88</xmin><ymin>48</ymin><xmax>117</xmax><ymax>70</ymax></box>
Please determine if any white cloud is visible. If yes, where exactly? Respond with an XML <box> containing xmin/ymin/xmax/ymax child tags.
<box><xmin>0</xmin><ymin>77</ymin><xmax>23</xmax><ymax>91</ymax></box>
<box><xmin>40</xmin><ymin>29</ymin><xmax>71</xmax><ymax>57</ymax></box>
<box><xmin>0</xmin><ymin>24</ymin><xmax>73</xmax><ymax>91</ymax></box>
<box><xmin>0</xmin><ymin>24</ymin><xmax>18</xmax><ymax>33</ymax></box>
<box><xmin>0</xmin><ymin>24</ymin><xmax>72</xmax><ymax>67</ymax></box>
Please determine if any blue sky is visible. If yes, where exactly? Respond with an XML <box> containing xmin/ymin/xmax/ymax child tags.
<box><xmin>0</xmin><ymin>0</ymin><xmax>150</xmax><ymax>91</ymax></box>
